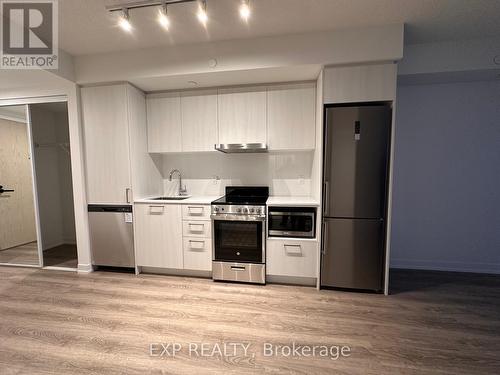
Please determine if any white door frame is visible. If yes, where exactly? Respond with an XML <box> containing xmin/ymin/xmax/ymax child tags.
<box><xmin>0</xmin><ymin>96</ymin><xmax>71</xmax><ymax>269</ymax></box>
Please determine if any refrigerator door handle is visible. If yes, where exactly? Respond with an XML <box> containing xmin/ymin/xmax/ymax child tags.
<box><xmin>322</xmin><ymin>221</ymin><xmax>328</xmax><ymax>255</ymax></box>
<box><xmin>323</xmin><ymin>181</ymin><xmax>329</xmax><ymax>216</ymax></box>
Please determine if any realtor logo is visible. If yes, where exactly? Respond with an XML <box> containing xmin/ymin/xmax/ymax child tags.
<box><xmin>1</xmin><ymin>0</ymin><xmax>58</xmax><ymax>69</ymax></box>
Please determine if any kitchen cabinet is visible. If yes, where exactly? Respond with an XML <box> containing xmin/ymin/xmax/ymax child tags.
<box><xmin>267</xmin><ymin>239</ymin><xmax>318</xmax><ymax>278</ymax></box>
<box><xmin>182</xmin><ymin>204</ymin><xmax>211</xmax><ymax>220</ymax></box>
<box><xmin>81</xmin><ymin>84</ymin><xmax>135</xmax><ymax>204</ymax></box>
<box><xmin>146</xmin><ymin>92</ymin><xmax>182</xmax><ymax>152</ymax></box>
<box><xmin>217</xmin><ymin>86</ymin><xmax>267</xmax><ymax>144</ymax></box>
<box><xmin>182</xmin><ymin>204</ymin><xmax>212</xmax><ymax>271</ymax></box>
<box><xmin>181</xmin><ymin>89</ymin><xmax>218</xmax><ymax>152</ymax></box>
<box><xmin>267</xmin><ymin>82</ymin><xmax>316</xmax><ymax>150</ymax></box>
<box><xmin>183</xmin><ymin>237</ymin><xmax>212</xmax><ymax>271</ymax></box>
<box><xmin>134</xmin><ymin>204</ymin><xmax>183</xmax><ymax>269</ymax></box>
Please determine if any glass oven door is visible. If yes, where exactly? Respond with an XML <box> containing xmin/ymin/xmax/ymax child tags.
<box><xmin>213</xmin><ymin>219</ymin><xmax>264</xmax><ymax>263</ymax></box>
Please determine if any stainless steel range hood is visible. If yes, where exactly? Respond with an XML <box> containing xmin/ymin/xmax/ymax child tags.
<box><xmin>215</xmin><ymin>143</ymin><xmax>268</xmax><ymax>153</ymax></box>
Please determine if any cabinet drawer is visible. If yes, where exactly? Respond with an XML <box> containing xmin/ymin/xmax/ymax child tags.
<box><xmin>267</xmin><ymin>239</ymin><xmax>318</xmax><ymax>278</ymax></box>
<box><xmin>182</xmin><ymin>205</ymin><xmax>211</xmax><ymax>220</ymax></box>
<box><xmin>183</xmin><ymin>220</ymin><xmax>211</xmax><ymax>238</ymax></box>
<box><xmin>183</xmin><ymin>238</ymin><xmax>212</xmax><ymax>271</ymax></box>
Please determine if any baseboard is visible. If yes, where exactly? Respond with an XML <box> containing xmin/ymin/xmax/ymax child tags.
<box><xmin>390</xmin><ymin>259</ymin><xmax>500</xmax><ymax>275</ymax></box>
<box><xmin>77</xmin><ymin>263</ymin><xmax>94</xmax><ymax>273</ymax></box>
<box><xmin>266</xmin><ymin>275</ymin><xmax>317</xmax><ymax>286</ymax></box>
<box><xmin>140</xmin><ymin>266</ymin><xmax>212</xmax><ymax>278</ymax></box>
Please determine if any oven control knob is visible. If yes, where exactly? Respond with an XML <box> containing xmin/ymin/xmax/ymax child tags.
<box><xmin>236</xmin><ymin>207</ymin><xmax>242</xmax><ymax>213</ymax></box>
<box><xmin>243</xmin><ymin>207</ymin><xmax>249</xmax><ymax>214</ymax></box>
<box><xmin>255</xmin><ymin>208</ymin><xmax>261</xmax><ymax>214</ymax></box>
<box><xmin>214</xmin><ymin>207</ymin><xmax>219</xmax><ymax>212</ymax></box>
<box><xmin>250</xmin><ymin>208</ymin><xmax>255</xmax><ymax>213</ymax></box>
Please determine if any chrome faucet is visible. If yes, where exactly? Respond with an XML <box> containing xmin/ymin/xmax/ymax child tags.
<box><xmin>169</xmin><ymin>169</ymin><xmax>188</xmax><ymax>196</ymax></box>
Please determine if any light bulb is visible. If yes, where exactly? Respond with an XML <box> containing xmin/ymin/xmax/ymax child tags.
<box><xmin>158</xmin><ymin>5</ymin><xmax>170</xmax><ymax>29</ymax></box>
<box><xmin>197</xmin><ymin>0</ymin><xmax>208</xmax><ymax>25</ymax></box>
<box><xmin>239</xmin><ymin>1</ymin><xmax>250</xmax><ymax>21</ymax></box>
<box><xmin>118</xmin><ymin>9</ymin><xmax>132</xmax><ymax>32</ymax></box>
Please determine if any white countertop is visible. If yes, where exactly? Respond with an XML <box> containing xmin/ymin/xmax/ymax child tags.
<box><xmin>267</xmin><ymin>196</ymin><xmax>320</xmax><ymax>207</ymax></box>
<box><xmin>136</xmin><ymin>195</ymin><xmax>320</xmax><ymax>207</ymax></box>
<box><xmin>135</xmin><ymin>196</ymin><xmax>220</xmax><ymax>205</ymax></box>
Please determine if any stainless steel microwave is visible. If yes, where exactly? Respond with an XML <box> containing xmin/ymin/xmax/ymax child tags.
<box><xmin>268</xmin><ymin>207</ymin><xmax>316</xmax><ymax>238</ymax></box>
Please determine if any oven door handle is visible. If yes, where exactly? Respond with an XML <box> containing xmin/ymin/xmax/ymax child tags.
<box><xmin>211</xmin><ymin>214</ymin><xmax>265</xmax><ymax>222</ymax></box>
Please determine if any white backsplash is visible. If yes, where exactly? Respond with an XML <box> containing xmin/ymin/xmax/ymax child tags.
<box><xmin>161</xmin><ymin>151</ymin><xmax>314</xmax><ymax>197</ymax></box>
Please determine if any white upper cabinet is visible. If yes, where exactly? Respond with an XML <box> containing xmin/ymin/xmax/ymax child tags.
<box><xmin>146</xmin><ymin>92</ymin><xmax>182</xmax><ymax>153</ymax></box>
<box><xmin>217</xmin><ymin>86</ymin><xmax>267</xmax><ymax>144</ymax></box>
<box><xmin>81</xmin><ymin>85</ymin><xmax>132</xmax><ymax>204</ymax></box>
<box><xmin>181</xmin><ymin>89</ymin><xmax>218</xmax><ymax>152</ymax></box>
<box><xmin>267</xmin><ymin>82</ymin><xmax>316</xmax><ymax>150</ymax></box>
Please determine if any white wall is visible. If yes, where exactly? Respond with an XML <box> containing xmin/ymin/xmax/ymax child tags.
<box><xmin>391</xmin><ymin>79</ymin><xmax>500</xmax><ymax>274</ymax></box>
<box><xmin>30</xmin><ymin>105</ymin><xmax>76</xmax><ymax>250</ymax></box>
<box><xmin>161</xmin><ymin>151</ymin><xmax>314</xmax><ymax>197</ymax></box>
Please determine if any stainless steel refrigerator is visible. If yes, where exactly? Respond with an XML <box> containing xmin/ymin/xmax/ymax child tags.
<box><xmin>321</xmin><ymin>104</ymin><xmax>392</xmax><ymax>292</ymax></box>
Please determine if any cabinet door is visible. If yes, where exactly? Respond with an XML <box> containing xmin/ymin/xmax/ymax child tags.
<box><xmin>134</xmin><ymin>204</ymin><xmax>183</xmax><ymax>269</ymax></box>
<box><xmin>146</xmin><ymin>93</ymin><xmax>181</xmax><ymax>152</ymax></box>
<box><xmin>267</xmin><ymin>82</ymin><xmax>316</xmax><ymax>150</ymax></box>
<box><xmin>183</xmin><ymin>238</ymin><xmax>212</xmax><ymax>271</ymax></box>
<box><xmin>218</xmin><ymin>86</ymin><xmax>267</xmax><ymax>144</ymax></box>
<box><xmin>181</xmin><ymin>89</ymin><xmax>218</xmax><ymax>152</ymax></box>
<box><xmin>267</xmin><ymin>239</ymin><xmax>318</xmax><ymax>278</ymax></box>
<box><xmin>81</xmin><ymin>85</ymin><xmax>132</xmax><ymax>204</ymax></box>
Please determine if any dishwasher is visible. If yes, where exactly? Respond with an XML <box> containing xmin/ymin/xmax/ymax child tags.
<box><xmin>88</xmin><ymin>205</ymin><xmax>135</xmax><ymax>268</ymax></box>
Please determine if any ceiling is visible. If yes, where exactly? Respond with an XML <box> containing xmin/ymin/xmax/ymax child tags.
<box><xmin>59</xmin><ymin>0</ymin><xmax>500</xmax><ymax>56</ymax></box>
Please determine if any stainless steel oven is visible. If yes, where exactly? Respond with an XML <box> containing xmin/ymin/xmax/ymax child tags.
<box><xmin>212</xmin><ymin>208</ymin><xmax>266</xmax><ymax>284</ymax></box>
<box><xmin>211</xmin><ymin>186</ymin><xmax>268</xmax><ymax>284</ymax></box>
<box><xmin>268</xmin><ymin>206</ymin><xmax>316</xmax><ymax>238</ymax></box>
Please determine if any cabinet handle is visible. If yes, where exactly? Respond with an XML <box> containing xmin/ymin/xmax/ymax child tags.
<box><xmin>188</xmin><ymin>240</ymin><xmax>205</xmax><ymax>250</ymax></box>
<box><xmin>126</xmin><ymin>188</ymin><xmax>132</xmax><ymax>204</ymax></box>
<box><xmin>284</xmin><ymin>244</ymin><xmax>302</xmax><ymax>255</ymax></box>
<box><xmin>188</xmin><ymin>206</ymin><xmax>204</xmax><ymax>215</ymax></box>
<box><xmin>149</xmin><ymin>205</ymin><xmax>164</xmax><ymax>214</ymax></box>
<box><xmin>189</xmin><ymin>223</ymin><xmax>204</xmax><ymax>232</ymax></box>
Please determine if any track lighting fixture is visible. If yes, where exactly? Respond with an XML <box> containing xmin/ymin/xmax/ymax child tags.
<box><xmin>197</xmin><ymin>0</ymin><xmax>208</xmax><ymax>25</ymax></box>
<box><xmin>239</xmin><ymin>0</ymin><xmax>250</xmax><ymax>21</ymax></box>
<box><xmin>158</xmin><ymin>3</ymin><xmax>170</xmax><ymax>30</ymax></box>
<box><xmin>118</xmin><ymin>8</ymin><xmax>132</xmax><ymax>32</ymax></box>
<box><xmin>108</xmin><ymin>0</ymin><xmax>251</xmax><ymax>33</ymax></box>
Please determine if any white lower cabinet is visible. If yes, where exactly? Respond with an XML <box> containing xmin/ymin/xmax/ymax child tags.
<box><xmin>183</xmin><ymin>238</ymin><xmax>212</xmax><ymax>271</ymax></box>
<box><xmin>267</xmin><ymin>239</ymin><xmax>318</xmax><ymax>278</ymax></box>
<box><xmin>134</xmin><ymin>204</ymin><xmax>183</xmax><ymax>269</ymax></box>
<box><xmin>182</xmin><ymin>204</ymin><xmax>212</xmax><ymax>271</ymax></box>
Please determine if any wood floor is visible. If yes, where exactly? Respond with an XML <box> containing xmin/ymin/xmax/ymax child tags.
<box><xmin>0</xmin><ymin>241</ymin><xmax>38</xmax><ymax>265</ymax></box>
<box><xmin>43</xmin><ymin>244</ymin><xmax>78</xmax><ymax>269</ymax></box>
<box><xmin>0</xmin><ymin>267</ymin><xmax>499</xmax><ymax>374</ymax></box>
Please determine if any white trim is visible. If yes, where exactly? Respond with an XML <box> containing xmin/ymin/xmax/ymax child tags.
<box><xmin>25</xmin><ymin>106</ymin><xmax>44</xmax><ymax>268</ymax></box>
<box><xmin>390</xmin><ymin>259</ymin><xmax>500</xmax><ymax>275</ymax></box>
<box><xmin>77</xmin><ymin>263</ymin><xmax>94</xmax><ymax>273</ymax></box>
<box><xmin>0</xmin><ymin>95</ymin><xmax>67</xmax><ymax>106</ymax></box>
<box><xmin>0</xmin><ymin>263</ymin><xmax>40</xmax><ymax>269</ymax></box>
<box><xmin>0</xmin><ymin>114</ymin><xmax>26</xmax><ymax>123</ymax></box>
<box><xmin>43</xmin><ymin>266</ymin><xmax>77</xmax><ymax>272</ymax></box>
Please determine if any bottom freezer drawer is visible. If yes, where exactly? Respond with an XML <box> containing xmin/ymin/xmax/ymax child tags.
<box><xmin>212</xmin><ymin>262</ymin><xmax>265</xmax><ymax>284</ymax></box>
<box><xmin>321</xmin><ymin>218</ymin><xmax>384</xmax><ymax>291</ymax></box>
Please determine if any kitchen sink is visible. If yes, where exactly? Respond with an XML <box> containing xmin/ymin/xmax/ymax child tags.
<box><xmin>152</xmin><ymin>196</ymin><xmax>191</xmax><ymax>200</ymax></box>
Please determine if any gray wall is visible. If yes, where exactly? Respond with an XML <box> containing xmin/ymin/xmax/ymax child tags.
<box><xmin>390</xmin><ymin>80</ymin><xmax>500</xmax><ymax>274</ymax></box>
